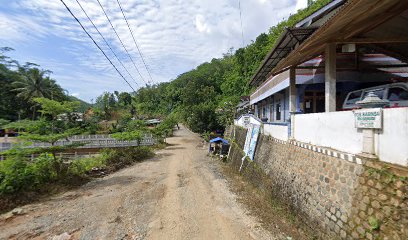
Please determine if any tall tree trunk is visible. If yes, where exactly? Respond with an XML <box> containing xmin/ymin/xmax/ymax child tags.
<box><xmin>32</xmin><ymin>105</ymin><xmax>36</xmax><ymax>120</ymax></box>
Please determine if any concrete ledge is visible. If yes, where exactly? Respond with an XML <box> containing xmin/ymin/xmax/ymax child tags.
<box><xmin>289</xmin><ymin>140</ymin><xmax>364</xmax><ymax>165</ymax></box>
<box><xmin>265</xmin><ymin>133</ymin><xmax>365</xmax><ymax>165</ymax></box>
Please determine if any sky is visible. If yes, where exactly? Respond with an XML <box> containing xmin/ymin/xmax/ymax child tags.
<box><xmin>0</xmin><ymin>0</ymin><xmax>308</xmax><ymax>102</ymax></box>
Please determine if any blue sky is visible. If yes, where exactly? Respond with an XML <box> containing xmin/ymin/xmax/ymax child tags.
<box><xmin>0</xmin><ymin>0</ymin><xmax>307</xmax><ymax>102</ymax></box>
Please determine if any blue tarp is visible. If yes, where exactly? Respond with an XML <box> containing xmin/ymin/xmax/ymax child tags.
<box><xmin>209</xmin><ymin>137</ymin><xmax>229</xmax><ymax>144</ymax></box>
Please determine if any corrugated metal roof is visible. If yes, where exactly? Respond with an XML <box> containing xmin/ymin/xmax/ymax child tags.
<box><xmin>249</xmin><ymin>0</ymin><xmax>346</xmax><ymax>88</ymax></box>
<box><xmin>272</xmin><ymin>0</ymin><xmax>408</xmax><ymax>75</ymax></box>
<box><xmin>249</xmin><ymin>27</ymin><xmax>317</xmax><ymax>87</ymax></box>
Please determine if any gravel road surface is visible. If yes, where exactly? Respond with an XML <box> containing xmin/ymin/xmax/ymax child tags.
<box><xmin>0</xmin><ymin>126</ymin><xmax>278</xmax><ymax>240</ymax></box>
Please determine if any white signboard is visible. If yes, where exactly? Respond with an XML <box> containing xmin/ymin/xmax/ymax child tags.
<box><xmin>247</xmin><ymin>125</ymin><xmax>260</xmax><ymax>161</ymax></box>
<box><xmin>243</xmin><ymin>124</ymin><xmax>253</xmax><ymax>155</ymax></box>
<box><xmin>354</xmin><ymin>108</ymin><xmax>382</xmax><ymax>129</ymax></box>
<box><xmin>242</xmin><ymin>123</ymin><xmax>260</xmax><ymax>161</ymax></box>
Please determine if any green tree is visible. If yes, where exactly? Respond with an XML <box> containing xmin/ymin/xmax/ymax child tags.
<box><xmin>112</xmin><ymin>0</ymin><xmax>333</xmax><ymax>133</ymax></box>
<box><xmin>95</xmin><ymin>92</ymin><xmax>117</xmax><ymax>120</ymax></box>
<box><xmin>13</xmin><ymin>68</ymin><xmax>64</xmax><ymax>100</ymax></box>
<box><xmin>12</xmin><ymin>67</ymin><xmax>66</xmax><ymax>119</ymax></box>
<box><xmin>4</xmin><ymin>98</ymin><xmax>83</xmax><ymax>172</ymax></box>
<box><xmin>111</xmin><ymin>130</ymin><xmax>143</xmax><ymax>145</ymax></box>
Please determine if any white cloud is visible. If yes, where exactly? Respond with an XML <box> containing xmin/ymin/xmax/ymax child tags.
<box><xmin>0</xmin><ymin>0</ymin><xmax>304</xmax><ymax>101</ymax></box>
<box><xmin>295</xmin><ymin>0</ymin><xmax>308</xmax><ymax>11</ymax></box>
<box><xmin>195</xmin><ymin>15</ymin><xmax>211</xmax><ymax>33</ymax></box>
<box><xmin>0</xmin><ymin>13</ymin><xmax>48</xmax><ymax>43</ymax></box>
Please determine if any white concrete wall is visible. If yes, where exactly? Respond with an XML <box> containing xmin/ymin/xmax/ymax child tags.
<box><xmin>235</xmin><ymin>115</ymin><xmax>262</xmax><ymax>128</ymax></box>
<box><xmin>293</xmin><ymin>108</ymin><xmax>408</xmax><ymax>166</ymax></box>
<box><xmin>375</xmin><ymin>108</ymin><xmax>408</xmax><ymax>166</ymax></box>
<box><xmin>294</xmin><ymin>111</ymin><xmax>363</xmax><ymax>154</ymax></box>
<box><xmin>263</xmin><ymin>124</ymin><xmax>289</xmax><ymax>141</ymax></box>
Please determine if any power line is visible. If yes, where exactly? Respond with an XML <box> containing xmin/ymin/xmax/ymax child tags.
<box><xmin>75</xmin><ymin>0</ymin><xmax>139</xmax><ymax>88</ymax></box>
<box><xmin>238</xmin><ymin>0</ymin><xmax>245</xmax><ymax>48</ymax></box>
<box><xmin>59</xmin><ymin>0</ymin><xmax>135</xmax><ymax>92</ymax></box>
<box><xmin>238</xmin><ymin>0</ymin><xmax>247</xmax><ymax>79</ymax></box>
<box><xmin>95</xmin><ymin>0</ymin><xmax>148</xmax><ymax>86</ymax></box>
<box><xmin>116</xmin><ymin>0</ymin><xmax>155</xmax><ymax>85</ymax></box>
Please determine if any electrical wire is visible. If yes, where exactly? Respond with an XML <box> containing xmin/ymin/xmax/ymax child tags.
<box><xmin>75</xmin><ymin>0</ymin><xmax>139</xmax><ymax>88</ymax></box>
<box><xmin>59</xmin><ymin>0</ymin><xmax>136</xmax><ymax>92</ymax></box>
<box><xmin>95</xmin><ymin>0</ymin><xmax>148</xmax><ymax>86</ymax></box>
<box><xmin>238</xmin><ymin>0</ymin><xmax>245</xmax><ymax>48</ymax></box>
<box><xmin>238</xmin><ymin>0</ymin><xmax>247</xmax><ymax>79</ymax></box>
<box><xmin>116</xmin><ymin>0</ymin><xmax>155</xmax><ymax>85</ymax></box>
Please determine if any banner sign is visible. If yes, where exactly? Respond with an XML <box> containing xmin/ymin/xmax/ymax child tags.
<box><xmin>247</xmin><ymin>125</ymin><xmax>260</xmax><ymax>160</ymax></box>
<box><xmin>243</xmin><ymin>123</ymin><xmax>260</xmax><ymax>161</ymax></box>
<box><xmin>354</xmin><ymin>108</ymin><xmax>382</xmax><ymax>129</ymax></box>
<box><xmin>243</xmin><ymin>124</ymin><xmax>253</xmax><ymax>155</ymax></box>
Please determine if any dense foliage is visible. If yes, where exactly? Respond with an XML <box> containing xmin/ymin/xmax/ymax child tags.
<box><xmin>0</xmin><ymin>47</ymin><xmax>90</xmax><ymax>121</ymax></box>
<box><xmin>130</xmin><ymin>0</ymin><xmax>331</xmax><ymax>133</ymax></box>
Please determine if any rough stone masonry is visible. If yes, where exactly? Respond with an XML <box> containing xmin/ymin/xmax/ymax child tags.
<box><xmin>226</xmin><ymin>126</ymin><xmax>407</xmax><ymax>239</ymax></box>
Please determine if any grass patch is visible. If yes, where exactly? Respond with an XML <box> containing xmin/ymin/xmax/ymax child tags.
<box><xmin>0</xmin><ymin>146</ymin><xmax>155</xmax><ymax>213</ymax></box>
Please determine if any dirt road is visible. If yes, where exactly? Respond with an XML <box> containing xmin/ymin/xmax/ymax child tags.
<box><xmin>0</xmin><ymin>127</ymin><xmax>278</xmax><ymax>240</ymax></box>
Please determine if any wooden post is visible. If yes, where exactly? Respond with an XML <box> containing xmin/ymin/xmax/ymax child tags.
<box><xmin>325</xmin><ymin>43</ymin><xmax>337</xmax><ymax>112</ymax></box>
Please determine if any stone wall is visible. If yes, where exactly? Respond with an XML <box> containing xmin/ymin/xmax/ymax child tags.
<box><xmin>348</xmin><ymin>162</ymin><xmax>407</xmax><ymax>239</ymax></box>
<box><xmin>227</xmin><ymin>126</ymin><xmax>407</xmax><ymax>239</ymax></box>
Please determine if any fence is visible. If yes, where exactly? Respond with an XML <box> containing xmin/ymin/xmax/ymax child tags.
<box><xmin>263</xmin><ymin>123</ymin><xmax>289</xmax><ymax>141</ymax></box>
<box><xmin>0</xmin><ymin>133</ymin><xmax>157</xmax><ymax>152</ymax></box>
<box><xmin>292</xmin><ymin>108</ymin><xmax>408</xmax><ymax>166</ymax></box>
<box><xmin>0</xmin><ymin>152</ymin><xmax>100</xmax><ymax>161</ymax></box>
<box><xmin>235</xmin><ymin>108</ymin><xmax>408</xmax><ymax>166</ymax></box>
<box><xmin>293</xmin><ymin>111</ymin><xmax>362</xmax><ymax>154</ymax></box>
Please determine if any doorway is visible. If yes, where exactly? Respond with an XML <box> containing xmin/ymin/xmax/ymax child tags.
<box><xmin>304</xmin><ymin>91</ymin><xmax>325</xmax><ymax>113</ymax></box>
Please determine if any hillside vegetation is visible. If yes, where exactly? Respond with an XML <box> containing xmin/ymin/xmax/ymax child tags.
<box><xmin>0</xmin><ymin>0</ymin><xmax>331</xmax><ymax>133</ymax></box>
<box><xmin>132</xmin><ymin>0</ymin><xmax>331</xmax><ymax>133</ymax></box>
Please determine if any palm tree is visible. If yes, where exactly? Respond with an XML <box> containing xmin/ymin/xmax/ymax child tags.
<box><xmin>13</xmin><ymin>68</ymin><xmax>50</xmax><ymax>99</ymax></box>
<box><xmin>12</xmin><ymin>67</ymin><xmax>65</xmax><ymax>119</ymax></box>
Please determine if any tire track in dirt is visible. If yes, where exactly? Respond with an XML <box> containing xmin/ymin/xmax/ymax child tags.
<box><xmin>0</xmin><ymin>126</ymin><xmax>277</xmax><ymax>239</ymax></box>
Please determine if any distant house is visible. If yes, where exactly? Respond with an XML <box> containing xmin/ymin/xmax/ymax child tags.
<box><xmin>235</xmin><ymin>96</ymin><xmax>251</xmax><ymax>116</ymax></box>
<box><xmin>146</xmin><ymin>119</ymin><xmax>161</xmax><ymax>126</ymax></box>
<box><xmin>57</xmin><ymin>112</ymin><xmax>84</xmax><ymax>122</ymax></box>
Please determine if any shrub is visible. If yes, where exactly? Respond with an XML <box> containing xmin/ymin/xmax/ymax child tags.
<box><xmin>202</xmin><ymin>131</ymin><xmax>212</xmax><ymax>142</ymax></box>
<box><xmin>0</xmin><ymin>145</ymin><xmax>154</xmax><ymax>196</ymax></box>
<box><xmin>0</xmin><ymin>153</ymin><xmax>57</xmax><ymax>194</ymax></box>
<box><xmin>28</xmin><ymin>153</ymin><xmax>58</xmax><ymax>184</ymax></box>
<box><xmin>69</xmin><ymin>155</ymin><xmax>106</xmax><ymax>176</ymax></box>
<box><xmin>0</xmin><ymin>157</ymin><xmax>31</xmax><ymax>194</ymax></box>
<box><xmin>103</xmin><ymin>147</ymin><xmax>154</xmax><ymax>170</ymax></box>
